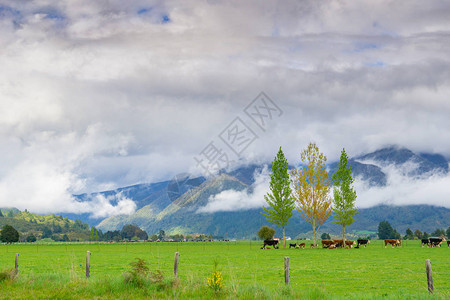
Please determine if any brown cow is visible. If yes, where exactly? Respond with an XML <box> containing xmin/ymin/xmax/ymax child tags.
<box><xmin>384</xmin><ymin>239</ymin><xmax>401</xmax><ymax>248</ymax></box>
<box><xmin>345</xmin><ymin>240</ymin><xmax>356</xmax><ymax>248</ymax></box>
<box><xmin>296</xmin><ymin>243</ymin><xmax>305</xmax><ymax>249</ymax></box>
<box><xmin>321</xmin><ymin>240</ymin><xmax>336</xmax><ymax>248</ymax></box>
<box><xmin>332</xmin><ymin>240</ymin><xmax>356</xmax><ymax>248</ymax></box>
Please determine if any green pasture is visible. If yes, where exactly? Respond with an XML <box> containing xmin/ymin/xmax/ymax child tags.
<box><xmin>0</xmin><ymin>240</ymin><xmax>449</xmax><ymax>299</ymax></box>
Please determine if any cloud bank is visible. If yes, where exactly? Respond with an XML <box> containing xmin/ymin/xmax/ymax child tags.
<box><xmin>198</xmin><ymin>159</ymin><xmax>450</xmax><ymax>213</ymax></box>
<box><xmin>355</xmin><ymin>164</ymin><xmax>450</xmax><ymax>209</ymax></box>
<box><xmin>197</xmin><ymin>166</ymin><xmax>270</xmax><ymax>213</ymax></box>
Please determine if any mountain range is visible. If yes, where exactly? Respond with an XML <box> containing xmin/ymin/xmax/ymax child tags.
<box><xmin>58</xmin><ymin>146</ymin><xmax>449</xmax><ymax>238</ymax></box>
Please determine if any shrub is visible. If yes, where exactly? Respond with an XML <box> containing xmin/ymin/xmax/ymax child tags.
<box><xmin>0</xmin><ymin>269</ymin><xmax>17</xmax><ymax>282</ymax></box>
<box><xmin>26</xmin><ymin>234</ymin><xmax>37</xmax><ymax>243</ymax></box>
<box><xmin>123</xmin><ymin>258</ymin><xmax>165</xmax><ymax>287</ymax></box>
<box><xmin>321</xmin><ymin>233</ymin><xmax>331</xmax><ymax>240</ymax></box>
<box><xmin>257</xmin><ymin>226</ymin><xmax>275</xmax><ymax>240</ymax></box>
<box><xmin>123</xmin><ymin>258</ymin><xmax>149</xmax><ymax>287</ymax></box>
<box><xmin>207</xmin><ymin>270</ymin><xmax>224</xmax><ymax>292</ymax></box>
<box><xmin>207</xmin><ymin>258</ymin><xmax>224</xmax><ymax>292</ymax></box>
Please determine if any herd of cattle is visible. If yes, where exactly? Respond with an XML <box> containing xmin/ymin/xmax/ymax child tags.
<box><xmin>261</xmin><ymin>237</ymin><xmax>448</xmax><ymax>249</ymax></box>
<box><xmin>421</xmin><ymin>237</ymin><xmax>448</xmax><ymax>247</ymax></box>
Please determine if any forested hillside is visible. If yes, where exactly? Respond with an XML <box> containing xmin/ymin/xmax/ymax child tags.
<box><xmin>0</xmin><ymin>208</ymin><xmax>91</xmax><ymax>242</ymax></box>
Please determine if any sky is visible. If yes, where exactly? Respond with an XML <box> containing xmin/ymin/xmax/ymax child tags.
<box><xmin>1</xmin><ymin>0</ymin><xmax>450</xmax><ymax>216</ymax></box>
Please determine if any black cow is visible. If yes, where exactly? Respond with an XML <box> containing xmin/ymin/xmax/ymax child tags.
<box><xmin>356</xmin><ymin>239</ymin><xmax>370</xmax><ymax>248</ymax></box>
<box><xmin>421</xmin><ymin>239</ymin><xmax>430</xmax><ymax>247</ymax></box>
<box><xmin>447</xmin><ymin>241</ymin><xmax>450</xmax><ymax>247</ymax></box>
<box><xmin>289</xmin><ymin>243</ymin><xmax>297</xmax><ymax>248</ymax></box>
<box><xmin>261</xmin><ymin>239</ymin><xmax>279</xmax><ymax>249</ymax></box>
<box><xmin>429</xmin><ymin>237</ymin><xmax>445</xmax><ymax>247</ymax></box>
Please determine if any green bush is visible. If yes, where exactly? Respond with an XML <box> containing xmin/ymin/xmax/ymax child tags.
<box><xmin>123</xmin><ymin>258</ymin><xmax>149</xmax><ymax>287</ymax></box>
<box><xmin>123</xmin><ymin>258</ymin><xmax>165</xmax><ymax>288</ymax></box>
<box><xmin>0</xmin><ymin>224</ymin><xmax>19</xmax><ymax>243</ymax></box>
<box><xmin>257</xmin><ymin>226</ymin><xmax>275</xmax><ymax>240</ymax></box>
<box><xmin>26</xmin><ymin>234</ymin><xmax>37</xmax><ymax>243</ymax></box>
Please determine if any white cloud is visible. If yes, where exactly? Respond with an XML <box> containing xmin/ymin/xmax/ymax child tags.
<box><xmin>72</xmin><ymin>193</ymin><xmax>137</xmax><ymax>219</ymax></box>
<box><xmin>197</xmin><ymin>166</ymin><xmax>270</xmax><ymax>213</ymax></box>
<box><xmin>355</xmin><ymin>164</ymin><xmax>450</xmax><ymax>209</ymax></box>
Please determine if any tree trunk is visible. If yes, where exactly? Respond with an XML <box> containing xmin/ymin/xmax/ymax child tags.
<box><xmin>283</xmin><ymin>227</ymin><xmax>286</xmax><ymax>248</ymax></box>
<box><xmin>342</xmin><ymin>226</ymin><xmax>346</xmax><ymax>248</ymax></box>
<box><xmin>312</xmin><ymin>219</ymin><xmax>316</xmax><ymax>247</ymax></box>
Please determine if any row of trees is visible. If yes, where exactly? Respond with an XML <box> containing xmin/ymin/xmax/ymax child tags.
<box><xmin>403</xmin><ymin>226</ymin><xmax>449</xmax><ymax>240</ymax></box>
<box><xmin>0</xmin><ymin>223</ymin><xmax>149</xmax><ymax>243</ymax></box>
<box><xmin>1</xmin><ymin>220</ymin><xmax>218</xmax><ymax>244</ymax></box>
<box><xmin>262</xmin><ymin>143</ymin><xmax>358</xmax><ymax>248</ymax></box>
<box><xmin>377</xmin><ymin>221</ymin><xmax>450</xmax><ymax>240</ymax></box>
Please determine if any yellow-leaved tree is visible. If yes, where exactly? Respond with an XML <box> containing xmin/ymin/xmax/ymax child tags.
<box><xmin>291</xmin><ymin>142</ymin><xmax>332</xmax><ymax>247</ymax></box>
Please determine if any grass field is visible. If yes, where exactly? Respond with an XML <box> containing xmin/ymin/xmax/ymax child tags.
<box><xmin>0</xmin><ymin>240</ymin><xmax>449</xmax><ymax>299</ymax></box>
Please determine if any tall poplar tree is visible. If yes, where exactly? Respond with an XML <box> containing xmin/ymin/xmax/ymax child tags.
<box><xmin>262</xmin><ymin>147</ymin><xmax>295</xmax><ymax>248</ymax></box>
<box><xmin>291</xmin><ymin>142</ymin><xmax>332</xmax><ymax>247</ymax></box>
<box><xmin>332</xmin><ymin>148</ymin><xmax>357</xmax><ymax>248</ymax></box>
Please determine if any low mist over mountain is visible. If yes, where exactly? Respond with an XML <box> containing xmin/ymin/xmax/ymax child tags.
<box><xmin>56</xmin><ymin>146</ymin><xmax>449</xmax><ymax>238</ymax></box>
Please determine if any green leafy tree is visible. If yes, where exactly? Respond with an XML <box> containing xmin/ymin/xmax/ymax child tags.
<box><xmin>1</xmin><ymin>225</ymin><xmax>19</xmax><ymax>243</ymax></box>
<box><xmin>377</xmin><ymin>221</ymin><xmax>400</xmax><ymax>239</ymax></box>
<box><xmin>431</xmin><ymin>228</ymin><xmax>445</xmax><ymax>237</ymax></box>
<box><xmin>90</xmin><ymin>227</ymin><xmax>95</xmax><ymax>241</ymax></box>
<box><xmin>257</xmin><ymin>226</ymin><xmax>276</xmax><ymax>240</ymax></box>
<box><xmin>7</xmin><ymin>210</ymin><xmax>14</xmax><ymax>218</ymax></box>
<box><xmin>332</xmin><ymin>148</ymin><xmax>358</xmax><ymax>248</ymax></box>
<box><xmin>404</xmin><ymin>228</ymin><xmax>414</xmax><ymax>240</ymax></box>
<box><xmin>414</xmin><ymin>229</ymin><xmax>423</xmax><ymax>239</ymax></box>
<box><xmin>158</xmin><ymin>229</ymin><xmax>165</xmax><ymax>241</ymax></box>
<box><xmin>423</xmin><ymin>232</ymin><xmax>429</xmax><ymax>239</ymax></box>
<box><xmin>262</xmin><ymin>147</ymin><xmax>295</xmax><ymax>248</ymax></box>
<box><xmin>26</xmin><ymin>234</ymin><xmax>37</xmax><ymax>243</ymax></box>
<box><xmin>171</xmin><ymin>234</ymin><xmax>184</xmax><ymax>242</ymax></box>
<box><xmin>321</xmin><ymin>232</ymin><xmax>331</xmax><ymax>240</ymax></box>
<box><xmin>121</xmin><ymin>224</ymin><xmax>147</xmax><ymax>241</ymax></box>
<box><xmin>447</xmin><ymin>227</ymin><xmax>450</xmax><ymax>239</ymax></box>
<box><xmin>0</xmin><ymin>210</ymin><xmax>3</xmax><ymax>217</ymax></box>
<box><xmin>42</xmin><ymin>226</ymin><xmax>52</xmax><ymax>239</ymax></box>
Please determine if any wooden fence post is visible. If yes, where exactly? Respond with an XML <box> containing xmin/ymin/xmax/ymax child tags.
<box><xmin>86</xmin><ymin>251</ymin><xmax>91</xmax><ymax>278</ymax></box>
<box><xmin>15</xmin><ymin>253</ymin><xmax>19</xmax><ymax>274</ymax></box>
<box><xmin>174</xmin><ymin>252</ymin><xmax>179</xmax><ymax>278</ymax></box>
<box><xmin>284</xmin><ymin>257</ymin><xmax>290</xmax><ymax>285</ymax></box>
<box><xmin>425</xmin><ymin>259</ymin><xmax>433</xmax><ymax>294</ymax></box>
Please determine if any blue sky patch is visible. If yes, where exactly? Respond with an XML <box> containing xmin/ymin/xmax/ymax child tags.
<box><xmin>365</xmin><ymin>61</ymin><xmax>385</xmax><ymax>67</ymax></box>
<box><xmin>0</xmin><ymin>5</ymin><xmax>23</xmax><ymax>28</ymax></box>
<box><xmin>138</xmin><ymin>8</ymin><xmax>152</xmax><ymax>15</ymax></box>
<box><xmin>352</xmin><ymin>42</ymin><xmax>379</xmax><ymax>53</ymax></box>
<box><xmin>162</xmin><ymin>15</ymin><xmax>170</xmax><ymax>23</ymax></box>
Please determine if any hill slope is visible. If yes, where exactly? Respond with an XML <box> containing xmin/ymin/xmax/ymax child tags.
<box><xmin>0</xmin><ymin>208</ymin><xmax>91</xmax><ymax>241</ymax></box>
